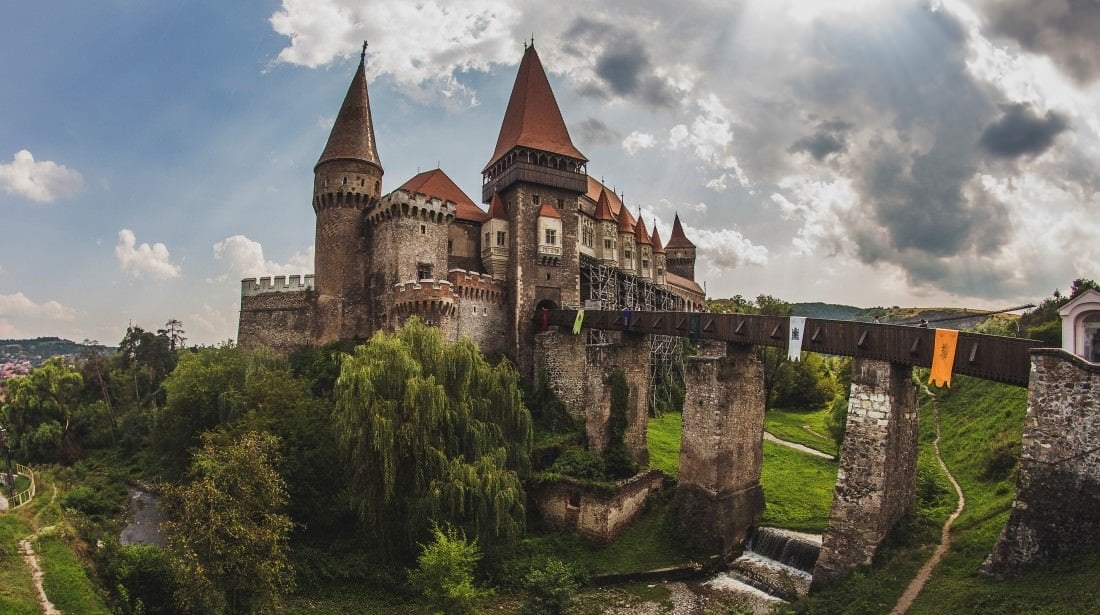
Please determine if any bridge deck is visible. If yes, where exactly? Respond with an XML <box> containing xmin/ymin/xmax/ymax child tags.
<box><xmin>545</xmin><ymin>310</ymin><xmax>1043</xmax><ymax>386</ymax></box>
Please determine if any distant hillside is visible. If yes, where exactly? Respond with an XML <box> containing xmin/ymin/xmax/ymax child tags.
<box><xmin>739</xmin><ymin>301</ymin><xmax>1020</xmax><ymax>332</ymax></box>
<box><xmin>0</xmin><ymin>337</ymin><xmax>112</xmax><ymax>365</ymax></box>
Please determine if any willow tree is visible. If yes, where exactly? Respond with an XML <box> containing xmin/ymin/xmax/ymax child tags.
<box><xmin>335</xmin><ymin>319</ymin><xmax>533</xmax><ymax>558</ymax></box>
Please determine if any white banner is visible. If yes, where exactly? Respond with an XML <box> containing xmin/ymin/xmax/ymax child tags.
<box><xmin>788</xmin><ymin>316</ymin><xmax>807</xmax><ymax>362</ymax></box>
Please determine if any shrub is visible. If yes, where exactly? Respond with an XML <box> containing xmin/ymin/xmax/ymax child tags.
<box><xmin>982</xmin><ymin>440</ymin><xmax>1020</xmax><ymax>482</ymax></box>
<box><xmin>826</xmin><ymin>395</ymin><xmax>848</xmax><ymax>447</ymax></box>
<box><xmin>547</xmin><ymin>448</ymin><xmax>606</xmax><ymax>481</ymax></box>
<box><xmin>409</xmin><ymin>525</ymin><xmax>489</xmax><ymax>615</ymax></box>
<box><xmin>522</xmin><ymin>558</ymin><xmax>583</xmax><ymax>615</ymax></box>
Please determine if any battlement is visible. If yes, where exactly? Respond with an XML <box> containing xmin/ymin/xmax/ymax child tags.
<box><xmin>241</xmin><ymin>274</ymin><xmax>315</xmax><ymax>297</ymax></box>
<box><xmin>367</xmin><ymin>188</ymin><xmax>458</xmax><ymax>226</ymax></box>
<box><xmin>393</xmin><ymin>278</ymin><xmax>457</xmax><ymax>319</ymax></box>
<box><xmin>448</xmin><ymin>269</ymin><xmax>506</xmax><ymax>303</ymax></box>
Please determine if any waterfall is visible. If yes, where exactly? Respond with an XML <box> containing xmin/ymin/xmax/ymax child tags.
<box><xmin>708</xmin><ymin>527</ymin><xmax>822</xmax><ymax>603</ymax></box>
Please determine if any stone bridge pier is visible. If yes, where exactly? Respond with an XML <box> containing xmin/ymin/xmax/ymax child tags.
<box><xmin>534</xmin><ymin>330</ymin><xmax>651</xmax><ymax>464</ymax></box>
<box><xmin>673</xmin><ymin>341</ymin><xmax>766</xmax><ymax>555</ymax></box>
<box><xmin>813</xmin><ymin>358</ymin><xmax>918</xmax><ymax>586</ymax></box>
<box><xmin>983</xmin><ymin>349</ymin><xmax>1100</xmax><ymax>576</ymax></box>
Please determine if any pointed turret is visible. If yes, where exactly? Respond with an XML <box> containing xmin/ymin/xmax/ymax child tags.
<box><xmin>316</xmin><ymin>45</ymin><xmax>382</xmax><ymax>172</ymax></box>
<box><xmin>665</xmin><ymin>214</ymin><xmax>695</xmax><ymax>249</ymax></box>
<box><xmin>617</xmin><ymin>204</ymin><xmax>636</xmax><ymax>233</ymax></box>
<box><xmin>651</xmin><ymin>223</ymin><xmax>665</xmax><ymax>254</ymax></box>
<box><xmin>481</xmin><ymin>44</ymin><xmax>587</xmax><ymax>201</ymax></box>
<box><xmin>651</xmin><ymin>221</ymin><xmax>667</xmax><ymax>286</ymax></box>
<box><xmin>594</xmin><ymin>189</ymin><xmax>615</xmax><ymax>221</ymax></box>
<box><xmin>665</xmin><ymin>213</ymin><xmax>697</xmax><ymax>282</ymax></box>
<box><xmin>634</xmin><ymin>215</ymin><xmax>651</xmax><ymax>245</ymax></box>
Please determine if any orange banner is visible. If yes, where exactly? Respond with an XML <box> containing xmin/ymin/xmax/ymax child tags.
<box><xmin>929</xmin><ymin>328</ymin><xmax>959</xmax><ymax>388</ymax></box>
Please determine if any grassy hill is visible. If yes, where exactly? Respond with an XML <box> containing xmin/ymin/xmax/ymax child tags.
<box><xmin>0</xmin><ymin>337</ymin><xmax>112</xmax><ymax>365</ymax></box>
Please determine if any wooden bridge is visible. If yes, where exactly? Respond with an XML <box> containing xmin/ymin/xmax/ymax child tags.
<box><xmin>544</xmin><ymin>309</ymin><xmax>1043</xmax><ymax>386</ymax></box>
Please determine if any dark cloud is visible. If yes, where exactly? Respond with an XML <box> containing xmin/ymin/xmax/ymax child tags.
<box><xmin>571</xmin><ymin>117</ymin><xmax>621</xmax><ymax>147</ymax></box>
<box><xmin>979</xmin><ymin>104</ymin><xmax>1067</xmax><ymax>159</ymax></box>
<box><xmin>978</xmin><ymin>0</ymin><xmax>1100</xmax><ymax>84</ymax></box>
<box><xmin>789</xmin><ymin>119</ymin><xmax>852</xmax><ymax>160</ymax></box>
<box><xmin>563</xmin><ymin>17</ymin><xmax>676</xmax><ymax>108</ymax></box>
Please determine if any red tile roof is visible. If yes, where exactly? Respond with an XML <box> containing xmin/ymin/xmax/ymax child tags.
<box><xmin>667</xmin><ymin>272</ymin><xmax>704</xmax><ymax>296</ymax></box>
<box><xmin>398</xmin><ymin>168</ymin><xmax>486</xmax><ymax>222</ymax></box>
<box><xmin>665</xmin><ymin>214</ymin><xmax>696</xmax><ymax>249</ymax></box>
<box><xmin>585</xmin><ymin>176</ymin><xmax>625</xmax><ymax>217</ymax></box>
<box><xmin>617</xmin><ymin>204</ymin><xmax>636</xmax><ymax>233</ymax></box>
<box><xmin>485</xmin><ymin>46</ymin><xmax>586</xmax><ymax>170</ymax></box>
<box><xmin>316</xmin><ymin>52</ymin><xmax>381</xmax><ymax>170</ymax></box>
<box><xmin>537</xmin><ymin>202</ymin><xmax>562</xmax><ymax>219</ymax></box>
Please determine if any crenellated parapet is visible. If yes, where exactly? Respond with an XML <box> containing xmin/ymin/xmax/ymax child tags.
<box><xmin>241</xmin><ymin>274</ymin><xmax>315</xmax><ymax>297</ymax></box>
<box><xmin>448</xmin><ymin>269</ymin><xmax>506</xmax><ymax>304</ymax></box>
<box><xmin>366</xmin><ymin>188</ymin><xmax>457</xmax><ymax>227</ymax></box>
<box><xmin>393</xmin><ymin>278</ymin><xmax>457</xmax><ymax>317</ymax></box>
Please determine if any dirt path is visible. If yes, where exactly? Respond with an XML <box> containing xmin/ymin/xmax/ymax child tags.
<box><xmin>20</xmin><ymin>526</ymin><xmax>60</xmax><ymax>615</ymax></box>
<box><xmin>889</xmin><ymin>399</ymin><xmax>965</xmax><ymax>614</ymax></box>
<box><xmin>763</xmin><ymin>431</ymin><xmax>836</xmax><ymax>460</ymax></box>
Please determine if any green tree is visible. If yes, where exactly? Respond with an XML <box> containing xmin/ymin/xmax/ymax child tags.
<box><xmin>1019</xmin><ymin>278</ymin><xmax>1098</xmax><ymax>345</ymax></box>
<box><xmin>521</xmin><ymin>558</ymin><xmax>583</xmax><ymax>615</ymax></box>
<box><xmin>164</xmin><ymin>431</ymin><xmax>294</xmax><ymax>614</ymax></box>
<box><xmin>2</xmin><ymin>357</ymin><xmax>86</xmax><ymax>462</ymax></box>
<box><xmin>409</xmin><ymin>525</ymin><xmax>488</xmax><ymax>615</ymax></box>
<box><xmin>603</xmin><ymin>369</ymin><xmax>637</xmax><ymax>479</ymax></box>
<box><xmin>335</xmin><ymin>319</ymin><xmax>532</xmax><ymax>560</ymax></box>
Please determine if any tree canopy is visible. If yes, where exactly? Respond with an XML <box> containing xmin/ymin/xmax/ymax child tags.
<box><xmin>334</xmin><ymin>319</ymin><xmax>533</xmax><ymax>559</ymax></box>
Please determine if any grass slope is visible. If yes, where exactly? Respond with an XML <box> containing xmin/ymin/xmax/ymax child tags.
<box><xmin>0</xmin><ymin>515</ymin><xmax>39</xmax><ymax>615</ymax></box>
<box><xmin>765</xmin><ymin>407</ymin><xmax>839</xmax><ymax>457</ymax></box>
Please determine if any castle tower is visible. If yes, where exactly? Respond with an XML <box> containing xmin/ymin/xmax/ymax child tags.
<box><xmin>617</xmin><ymin>205</ymin><xmax>637</xmax><ymax>275</ymax></box>
<box><xmin>313</xmin><ymin>43</ymin><xmax>383</xmax><ymax>340</ymax></box>
<box><xmin>665</xmin><ymin>213</ymin><xmax>697</xmax><ymax>281</ymax></box>
<box><xmin>483</xmin><ymin>43</ymin><xmax>588</xmax><ymax>376</ymax></box>
<box><xmin>481</xmin><ymin>192</ymin><xmax>510</xmax><ymax>278</ymax></box>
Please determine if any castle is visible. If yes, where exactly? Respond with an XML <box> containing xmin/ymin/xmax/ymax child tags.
<box><xmin>237</xmin><ymin>43</ymin><xmax>705</xmax><ymax>374</ymax></box>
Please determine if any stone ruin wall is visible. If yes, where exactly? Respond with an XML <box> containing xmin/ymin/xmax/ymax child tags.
<box><xmin>984</xmin><ymin>349</ymin><xmax>1100</xmax><ymax>576</ymax></box>
<box><xmin>238</xmin><ymin>280</ymin><xmax>316</xmax><ymax>353</ymax></box>
<box><xmin>529</xmin><ymin>470</ymin><xmax>664</xmax><ymax>544</ymax></box>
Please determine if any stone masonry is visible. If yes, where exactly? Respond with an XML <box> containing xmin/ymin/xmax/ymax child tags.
<box><xmin>673</xmin><ymin>342</ymin><xmax>766</xmax><ymax>556</ymax></box>
<box><xmin>813</xmin><ymin>358</ymin><xmax>917</xmax><ymax>586</ymax></box>
<box><xmin>983</xmin><ymin>349</ymin><xmax>1100</xmax><ymax>576</ymax></box>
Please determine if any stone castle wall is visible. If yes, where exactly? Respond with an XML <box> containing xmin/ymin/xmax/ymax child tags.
<box><xmin>450</xmin><ymin>270</ymin><xmax>507</xmax><ymax>356</ymax></box>
<box><xmin>813</xmin><ymin>359</ymin><xmax>917</xmax><ymax>586</ymax></box>
<box><xmin>238</xmin><ymin>290</ymin><xmax>316</xmax><ymax>353</ymax></box>
<box><xmin>984</xmin><ymin>350</ymin><xmax>1100</xmax><ymax>576</ymax></box>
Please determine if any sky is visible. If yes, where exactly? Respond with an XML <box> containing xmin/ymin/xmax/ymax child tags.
<box><xmin>2</xmin><ymin>0</ymin><xmax>1098</xmax><ymax>346</ymax></box>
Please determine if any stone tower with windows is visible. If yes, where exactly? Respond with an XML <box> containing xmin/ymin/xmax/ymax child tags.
<box><xmin>481</xmin><ymin>43</ymin><xmax>589</xmax><ymax>376</ymax></box>
<box><xmin>312</xmin><ymin>45</ymin><xmax>383</xmax><ymax>341</ymax></box>
<box><xmin>665</xmin><ymin>214</ymin><xmax>697</xmax><ymax>282</ymax></box>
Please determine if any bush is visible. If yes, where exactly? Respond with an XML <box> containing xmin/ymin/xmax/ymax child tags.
<box><xmin>409</xmin><ymin>525</ymin><xmax>489</xmax><ymax>615</ymax></box>
<box><xmin>547</xmin><ymin>448</ymin><xmax>606</xmax><ymax>481</ymax></box>
<box><xmin>826</xmin><ymin>395</ymin><xmax>848</xmax><ymax>447</ymax></box>
<box><xmin>982</xmin><ymin>441</ymin><xmax>1020</xmax><ymax>482</ymax></box>
<box><xmin>61</xmin><ymin>485</ymin><xmax>124</xmax><ymax>519</ymax></box>
<box><xmin>522</xmin><ymin>558</ymin><xmax>583</xmax><ymax>615</ymax></box>
<box><xmin>98</xmin><ymin>540</ymin><xmax>177</xmax><ymax>615</ymax></box>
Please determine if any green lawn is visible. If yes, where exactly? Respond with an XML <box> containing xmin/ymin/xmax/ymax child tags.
<box><xmin>36</xmin><ymin>534</ymin><xmax>111</xmax><ymax>615</ymax></box>
<box><xmin>0</xmin><ymin>515</ymin><xmax>39</xmax><ymax>615</ymax></box>
<box><xmin>648</xmin><ymin>411</ymin><xmax>838</xmax><ymax>533</ymax></box>
<box><xmin>764</xmin><ymin>406</ymin><xmax>839</xmax><ymax>457</ymax></box>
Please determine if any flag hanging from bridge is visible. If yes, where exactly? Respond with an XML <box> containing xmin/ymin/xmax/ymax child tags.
<box><xmin>572</xmin><ymin>309</ymin><xmax>585</xmax><ymax>334</ymax></box>
<box><xmin>929</xmin><ymin>328</ymin><xmax>959</xmax><ymax>388</ymax></box>
<box><xmin>788</xmin><ymin>316</ymin><xmax>806</xmax><ymax>362</ymax></box>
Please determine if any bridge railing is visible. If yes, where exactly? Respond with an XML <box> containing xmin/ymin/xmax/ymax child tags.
<box><xmin>544</xmin><ymin>310</ymin><xmax>1043</xmax><ymax>386</ymax></box>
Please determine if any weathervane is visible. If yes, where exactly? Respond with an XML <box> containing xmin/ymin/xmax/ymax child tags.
<box><xmin>361</xmin><ymin>40</ymin><xmax>368</xmax><ymax>62</ymax></box>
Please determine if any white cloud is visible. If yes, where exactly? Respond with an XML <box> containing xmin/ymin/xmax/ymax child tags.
<box><xmin>689</xmin><ymin>225</ymin><xmax>770</xmax><ymax>269</ymax></box>
<box><xmin>270</xmin><ymin>0</ymin><xmax>520</xmax><ymax>105</ymax></box>
<box><xmin>621</xmin><ymin>131</ymin><xmax>656</xmax><ymax>155</ymax></box>
<box><xmin>190</xmin><ymin>303</ymin><xmax>236</xmax><ymax>338</ymax></box>
<box><xmin>115</xmin><ymin>229</ymin><xmax>182</xmax><ymax>280</ymax></box>
<box><xmin>214</xmin><ymin>235</ymin><xmax>314</xmax><ymax>279</ymax></box>
<box><xmin>0</xmin><ymin>149</ymin><xmax>84</xmax><ymax>203</ymax></box>
<box><xmin>0</xmin><ymin>292</ymin><xmax>78</xmax><ymax>337</ymax></box>
<box><xmin>668</xmin><ymin>94</ymin><xmax>750</xmax><ymax>188</ymax></box>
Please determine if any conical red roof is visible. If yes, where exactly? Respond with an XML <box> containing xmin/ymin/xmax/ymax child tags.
<box><xmin>398</xmin><ymin>168</ymin><xmax>485</xmax><ymax>222</ymax></box>
<box><xmin>634</xmin><ymin>215</ymin><xmax>651</xmax><ymax>245</ymax></box>
<box><xmin>651</xmin><ymin>223</ymin><xmax>665</xmax><ymax>253</ymax></box>
<box><xmin>665</xmin><ymin>214</ymin><xmax>696</xmax><ymax>249</ymax></box>
<box><xmin>484</xmin><ymin>45</ymin><xmax>586</xmax><ymax>170</ymax></box>
<box><xmin>486</xmin><ymin>192</ymin><xmax>508</xmax><ymax>220</ymax></box>
<box><xmin>617</xmin><ymin>204</ymin><xmax>636</xmax><ymax>233</ymax></box>
<box><xmin>594</xmin><ymin>189</ymin><xmax>615</xmax><ymax>221</ymax></box>
<box><xmin>316</xmin><ymin>50</ymin><xmax>381</xmax><ymax>171</ymax></box>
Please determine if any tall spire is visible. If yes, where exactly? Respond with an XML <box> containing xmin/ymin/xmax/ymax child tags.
<box><xmin>485</xmin><ymin>45</ymin><xmax>586</xmax><ymax>170</ymax></box>
<box><xmin>316</xmin><ymin>42</ymin><xmax>381</xmax><ymax>171</ymax></box>
<box><xmin>666</xmin><ymin>213</ymin><xmax>696</xmax><ymax>249</ymax></box>
<box><xmin>651</xmin><ymin>221</ymin><xmax>665</xmax><ymax>253</ymax></box>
